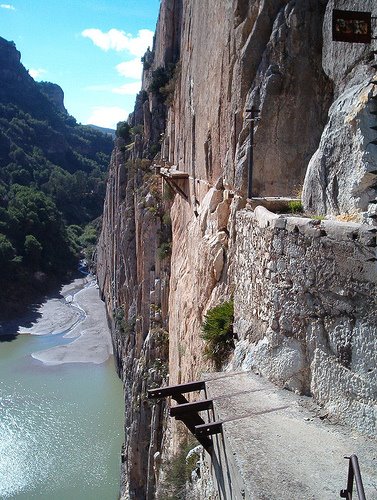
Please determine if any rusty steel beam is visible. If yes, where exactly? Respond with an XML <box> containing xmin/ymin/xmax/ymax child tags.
<box><xmin>170</xmin><ymin>399</ymin><xmax>213</xmax><ymax>417</ymax></box>
<box><xmin>161</xmin><ymin>176</ymin><xmax>188</xmax><ymax>200</ymax></box>
<box><xmin>195</xmin><ymin>421</ymin><xmax>223</xmax><ymax>438</ymax></box>
<box><xmin>147</xmin><ymin>380</ymin><xmax>206</xmax><ymax>399</ymax></box>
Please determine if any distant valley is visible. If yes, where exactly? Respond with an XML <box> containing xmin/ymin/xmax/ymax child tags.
<box><xmin>0</xmin><ymin>36</ymin><xmax>114</xmax><ymax>318</ymax></box>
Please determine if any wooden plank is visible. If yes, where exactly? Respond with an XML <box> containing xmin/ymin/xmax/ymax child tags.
<box><xmin>170</xmin><ymin>399</ymin><xmax>213</xmax><ymax>417</ymax></box>
<box><xmin>147</xmin><ymin>380</ymin><xmax>206</xmax><ymax>399</ymax></box>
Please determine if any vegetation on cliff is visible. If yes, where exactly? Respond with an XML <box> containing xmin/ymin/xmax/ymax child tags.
<box><xmin>202</xmin><ymin>301</ymin><xmax>235</xmax><ymax>369</ymax></box>
<box><xmin>0</xmin><ymin>36</ymin><xmax>113</xmax><ymax>314</ymax></box>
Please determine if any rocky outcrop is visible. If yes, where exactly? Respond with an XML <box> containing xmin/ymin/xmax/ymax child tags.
<box><xmin>0</xmin><ymin>36</ymin><xmax>21</xmax><ymax>70</ymax></box>
<box><xmin>38</xmin><ymin>82</ymin><xmax>68</xmax><ymax>115</ymax></box>
<box><xmin>303</xmin><ymin>0</ymin><xmax>377</xmax><ymax>220</ymax></box>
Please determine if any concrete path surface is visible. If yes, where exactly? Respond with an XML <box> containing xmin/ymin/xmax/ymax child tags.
<box><xmin>203</xmin><ymin>371</ymin><xmax>377</xmax><ymax>500</ymax></box>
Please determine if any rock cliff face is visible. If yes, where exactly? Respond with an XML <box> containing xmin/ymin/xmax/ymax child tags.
<box><xmin>303</xmin><ymin>0</ymin><xmax>377</xmax><ymax>220</ymax></box>
<box><xmin>97</xmin><ymin>0</ymin><xmax>377</xmax><ymax>498</ymax></box>
<box><xmin>162</xmin><ymin>0</ymin><xmax>332</xmax><ymax>399</ymax></box>
<box><xmin>38</xmin><ymin>82</ymin><xmax>68</xmax><ymax>115</ymax></box>
<box><xmin>97</xmin><ymin>141</ymin><xmax>173</xmax><ymax>498</ymax></box>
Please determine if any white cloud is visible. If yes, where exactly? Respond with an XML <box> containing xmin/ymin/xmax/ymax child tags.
<box><xmin>116</xmin><ymin>58</ymin><xmax>142</xmax><ymax>80</ymax></box>
<box><xmin>81</xmin><ymin>28</ymin><xmax>153</xmax><ymax>57</ymax></box>
<box><xmin>86</xmin><ymin>106</ymin><xmax>128</xmax><ymax>129</ymax></box>
<box><xmin>0</xmin><ymin>4</ymin><xmax>15</xmax><ymax>10</ymax></box>
<box><xmin>29</xmin><ymin>68</ymin><xmax>47</xmax><ymax>79</ymax></box>
<box><xmin>112</xmin><ymin>82</ymin><xmax>141</xmax><ymax>95</ymax></box>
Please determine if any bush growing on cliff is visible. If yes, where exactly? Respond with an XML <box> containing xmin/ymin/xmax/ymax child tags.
<box><xmin>202</xmin><ymin>300</ymin><xmax>235</xmax><ymax>369</ymax></box>
<box><xmin>130</xmin><ymin>124</ymin><xmax>143</xmax><ymax>137</ymax></box>
<box><xmin>157</xmin><ymin>438</ymin><xmax>200</xmax><ymax>500</ymax></box>
<box><xmin>114</xmin><ymin>307</ymin><xmax>136</xmax><ymax>337</ymax></box>
<box><xmin>287</xmin><ymin>200</ymin><xmax>303</xmax><ymax>214</ymax></box>
<box><xmin>116</xmin><ymin>121</ymin><xmax>131</xmax><ymax>142</ymax></box>
<box><xmin>149</xmin><ymin>64</ymin><xmax>175</xmax><ymax>96</ymax></box>
<box><xmin>157</xmin><ymin>242</ymin><xmax>171</xmax><ymax>260</ymax></box>
<box><xmin>160</xmin><ymin>61</ymin><xmax>181</xmax><ymax>106</ymax></box>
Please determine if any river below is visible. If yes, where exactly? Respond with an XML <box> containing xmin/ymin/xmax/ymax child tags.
<box><xmin>0</xmin><ymin>274</ymin><xmax>124</xmax><ymax>499</ymax></box>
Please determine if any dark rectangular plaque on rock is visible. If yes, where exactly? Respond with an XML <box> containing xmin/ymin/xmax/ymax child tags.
<box><xmin>332</xmin><ymin>10</ymin><xmax>372</xmax><ymax>44</ymax></box>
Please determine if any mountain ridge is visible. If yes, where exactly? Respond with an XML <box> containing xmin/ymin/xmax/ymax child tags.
<box><xmin>0</xmin><ymin>36</ymin><xmax>113</xmax><ymax>319</ymax></box>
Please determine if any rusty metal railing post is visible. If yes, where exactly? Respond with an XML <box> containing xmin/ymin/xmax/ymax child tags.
<box><xmin>340</xmin><ymin>454</ymin><xmax>367</xmax><ymax>500</ymax></box>
<box><xmin>245</xmin><ymin>107</ymin><xmax>260</xmax><ymax>199</ymax></box>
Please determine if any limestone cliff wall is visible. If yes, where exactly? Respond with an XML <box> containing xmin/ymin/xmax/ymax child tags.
<box><xmin>164</xmin><ymin>0</ymin><xmax>330</xmax><ymax>196</ymax></box>
<box><xmin>232</xmin><ymin>207</ymin><xmax>377</xmax><ymax>436</ymax></box>
<box><xmin>303</xmin><ymin>0</ymin><xmax>377</xmax><ymax>220</ymax></box>
<box><xmin>163</xmin><ymin>0</ymin><xmax>331</xmax><ymax>390</ymax></box>
<box><xmin>97</xmin><ymin>0</ymin><xmax>377</xmax><ymax>497</ymax></box>
<box><xmin>97</xmin><ymin>144</ymin><xmax>171</xmax><ymax>499</ymax></box>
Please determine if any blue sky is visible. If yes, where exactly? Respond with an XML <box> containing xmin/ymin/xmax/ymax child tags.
<box><xmin>0</xmin><ymin>0</ymin><xmax>160</xmax><ymax>128</ymax></box>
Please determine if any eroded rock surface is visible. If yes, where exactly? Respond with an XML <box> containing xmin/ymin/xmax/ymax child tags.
<box><xmin>233</xmin><ymin>207</ymin><xmax>377</xmax><ymax>436</ymax></box>
<box><xmin>303</xmin><ymin>0</ymin><xmax>377</xmax><ymax>220</ymax></box>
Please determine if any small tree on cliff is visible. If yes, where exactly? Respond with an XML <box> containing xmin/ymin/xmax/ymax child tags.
<box><xmin>116</xmin><ymin>121</ymin><xmax>131</xmax><ymax>143</ymax></box>
<box><xmin>201</xmin><ymin>300</ymin><xmax>235</xmax><ymax>369</ymax></box>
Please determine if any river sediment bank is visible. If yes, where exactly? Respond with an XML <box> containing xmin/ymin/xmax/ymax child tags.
<box><xmin>25</xmin><ymin>276</ymin><xmax>113</xmax><ymax>365</ymax></box>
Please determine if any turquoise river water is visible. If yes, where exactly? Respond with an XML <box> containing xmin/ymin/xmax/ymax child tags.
<box><xmin>0</xmin><ymin>283</ymin><xmax>124</xmax><ymax>499</ymax></box>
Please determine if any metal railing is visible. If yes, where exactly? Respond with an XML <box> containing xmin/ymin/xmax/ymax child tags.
<box><xmin>340</xmin><ymin>454</ymin><xmax>366</xmax><ymax>500</ymax></box>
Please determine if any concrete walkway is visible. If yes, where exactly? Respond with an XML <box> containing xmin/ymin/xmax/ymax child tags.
<box><xmin>203</xmin><ymin>371</ymin><xmax>377</xmax><ymax>500</ymax></box>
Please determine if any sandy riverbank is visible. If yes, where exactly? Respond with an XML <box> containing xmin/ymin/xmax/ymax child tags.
<box><xmin>24</xmin><ymin>277</ymin><xmax>113</xmax><ymax>365</ymax></box>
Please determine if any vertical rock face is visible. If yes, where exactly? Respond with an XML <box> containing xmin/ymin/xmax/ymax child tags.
<box><xmin>303</xmin><ymin>0</ymin><xmax>377</xmax><ymax>220</ymax></box>
<box><xmin>165</xmin><ymin>0</ymin><xmax>331</xmax><ymax>197</ymax></box>
<box><xmin>163</xmin><ymin>0</ymin><xmax>331</xmax><ymax>397</ymax></box>
<box><xmin>97</xmin><ymin>0</ymin><xmax>376</xmax><ymax>497</ymax></box>
<box><xmin>97</xmin><ymin>146</ymin><xmax>170</xmax><ymax>499</ymax></box>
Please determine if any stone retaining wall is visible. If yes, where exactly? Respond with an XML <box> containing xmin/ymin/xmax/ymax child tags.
<box><xmin>232</xmin><ymin>206</ymin><xmax>377</xmax><ymax>436</ymax></box>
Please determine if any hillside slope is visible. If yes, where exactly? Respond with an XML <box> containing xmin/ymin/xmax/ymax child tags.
<box><xmin>0</xmin><ymin>36</ymin><xmax>113</xmax><ymax>317</ymax></box>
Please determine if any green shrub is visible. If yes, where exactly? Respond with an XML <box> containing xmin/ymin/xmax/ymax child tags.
<box><xmin>149</xmin><ymin>143</ymin><xmax>161</xmax><ymax>157</ymax></box>
<box><xmin>0</xmin><ymin>233</ymin><xmax>16</xmax><ymax>265</ymax></box>
<box><xmin>160</xmin><ymin>78</ymin><xmax>176</xmax><ymax>105</ymax></box>
<box><xmin>157</xmin><ymin>439</ymin><xmax>200</xmax><ymax>500</ymax></box>
<box><xmin>162</xmin><ymin>212</ymin><xmax>171</xmax><ymax>227</ymax></box>
<box><xmin>149</xmin><ymin>65</ymin><xmax>174</xmax><ymax>94</ymax></box>
<box><xmin>114</xmin><ymin>307</ymin><xmax>135</xmax><ymax>336</ymax></box>
<box><xmin>202</xmin><ymin>301</ymin><xmax>234</xmax><ymax>369</ymax></box>
<box><xmin>157</xmin><ymin>242</ymin><xmax>171</xmax><ymax>260</ymax></box>
<box><xmin>116</xmin><ymin>121</ymin><xmax>131</xmax><ymax>142</ymax></box>
<box><xmin>130</xmin><ymin>124</ymin><xmax>143</xmax><ymax>137</ymax></box>
<box><xmin>151</xmin><ymin>327</ymin><xmax>169</xmax><ymax>352</ymax></box>
<box><xmin>287</xmin><ymin>200</ymin><xmax>303</xmax><ymax>214</ymax></box>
